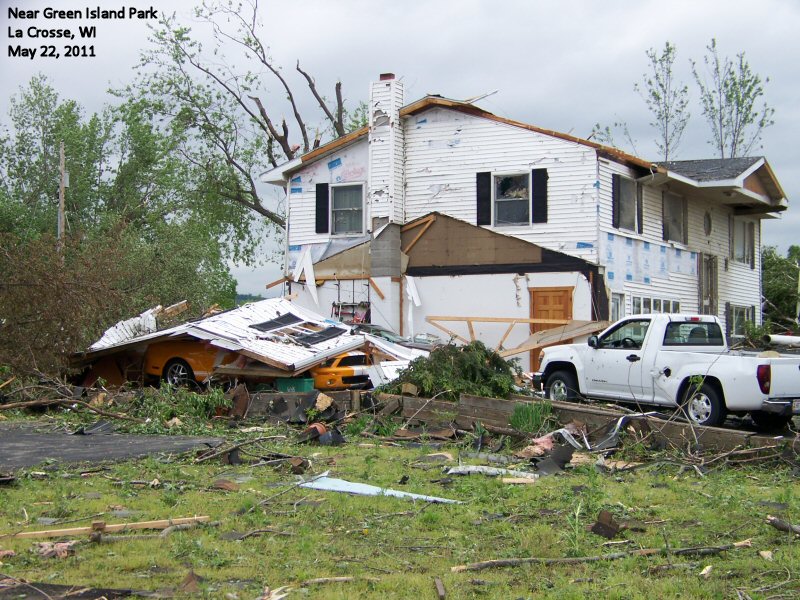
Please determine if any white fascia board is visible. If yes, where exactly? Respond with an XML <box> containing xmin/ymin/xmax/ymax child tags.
<box><xmin>260</xmin><ymin>158</ymin><xmax>302</xmax><ymax>185</ymax></box>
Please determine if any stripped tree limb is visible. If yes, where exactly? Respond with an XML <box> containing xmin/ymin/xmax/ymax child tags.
<box><xmin>766</xmin><ymin>515</ymin><xmax>800</xmax><ymax>535</ymax></box>
<box><xmin>451</xmin><ymin>539</ymin><xmax>752</xmax><ymax>572</ymax></box>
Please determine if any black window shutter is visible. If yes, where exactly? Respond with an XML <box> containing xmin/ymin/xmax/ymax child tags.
<box><xmin>315</xmin><ymin>183</ymin><xmax>329</xmax><ymax>234</ymax></box>
<box><xmin>682</xmin><ymin>197</ymin><xmax>689</xmax><ymax>245</ymax></box>
<box><xmin>476</xmin><ymin>172</ymin><xmax>491</xmax><ymax>225</ymax></box>
<box><xmin>748</xmin><ymin>222</ymin><xmax>756</xmax><ymax>269</ymax></box>
<box><xmin>724</xmin><ymin>302</ymin><xmax>732</xmax><ymax>342</ymax></box>
<box><xmin>636</xmin><ymin>183</ymin><xmax>643</xmax><ymax>234</ymax></box>
<box><xmin>611</xmin><ymin>174</ymin><xmax>620</xmax><ymax>229</ymax></box>
<box><xmin>531</xmin><ymin>169</ymin><xmax>548</xmax><ymax>223</ymax></box>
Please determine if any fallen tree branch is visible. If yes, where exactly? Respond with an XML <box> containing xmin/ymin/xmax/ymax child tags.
<box><xmin>194</xmin><ymin>436</ymin><xmax>287</xmax><ymax>463</ymax></box>
<box><xmin>451</xmin><ymin>539</ymin><xmax>752</xmax><ymax>572</ymax></box>
<box><xmin>766</xmin><ymin>515</ymin><xmax>800</xmax><ymax>535</ymax></box>
<box><xmin>0</xmin><ymin>397</ymin><xmax>143</xmax><ymax>423</ymax></box>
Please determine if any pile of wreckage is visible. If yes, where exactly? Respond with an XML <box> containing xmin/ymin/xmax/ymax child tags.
<box><xmin>72</xmin><ymin>298</ymin><xmax>427</xmax><ymax>391</ymax></box>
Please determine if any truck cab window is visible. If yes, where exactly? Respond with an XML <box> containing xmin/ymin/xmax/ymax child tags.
<box><xmin>599</xmin><ymin>319</ymin><xmax>651</xmax><ymax>350</ymax></box>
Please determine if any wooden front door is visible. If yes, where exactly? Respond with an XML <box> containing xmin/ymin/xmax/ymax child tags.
<box><xmin>530</xmin><ymin>286</ymin><xmax>573</xmax><ymax>371</ymax></box>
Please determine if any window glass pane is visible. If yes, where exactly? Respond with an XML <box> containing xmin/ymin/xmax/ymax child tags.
<box><xmin>653</xmin><ymin>299</ymin><xmax>662</xmax><ymax>313</ymax></box>
<box><xmin>731</xmin><ymin>305</ymin><xmax>749</xmax><ymax>337</ymax></box>
<box><xmin>663</xmin><ymin>192</ymin><xmax>684</xmax><ymax>242</ymax></box>
<box><xmin>733</xmin><ymin>220</ymin><xmax>750</xmax><ymax>263</ymax></box>
<box><xmin>331</xmin><ymin>185</ymin><xmax>363</xmax><ymax>234</ymax></box>
<box><xmin>494</xmin><ymin>174</ymin><xmax>529</xmax><ymax>225</ymax></box>
<box><xmin>663</xmin><ymin>322</ymin><xmax>725</xmax><ymax>346</ymax></box>
<box><xmin>643</xmin><ymin>298</ymin><xmax>651</xmax><ymax>313</ymax></box>
<box><xmin>672</xmin><ymin>301</ymin><xmax>681</xmax><ymax>313</ymax></box>
<box><xmin>611</xmin><ymin>293</ymin><xmax>624</xmax><ymax>321</ymax></box>
<box><xmin>599</xmin><ymin>319</ymin><xmax>651</xmax><ymax>349</ymax></box>
<box><xmin>618</xmin><ymin>178</ymin><xmax>636</xmax><ymax>230</ymax></box>
<box><xmin>632</xmin><ymin>297</ymin><xmax>642</xmax><ymax>314</ymax></box>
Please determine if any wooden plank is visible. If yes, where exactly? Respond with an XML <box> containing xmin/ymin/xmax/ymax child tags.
<box><xmin>368</xmin><ymin>277</ymin><xmax>386</xmax><ymax>300</ymax></box>
<box><xmin>495</xmin><ymin>322</ymin><xmax>516</xmax><ymax>351</ymax></box>
<box><xmin>9</xmin><ymin>516</ymin><xmax>210</xmax><ymax>539</ymax></box>
<box><xmin>401</xmin><ymin>216</ymin><xmax>436</xmax><ymax>254</ymax></box>
<box><xmin>434</xmin><ymin>576</ymin><xmax>446</xmax><ymax>599</ymax></box>
<box><xmin>426</xmin><ymin>319</ymin><xmax>469</xmax><ymax>344</ymax></box>
<box><xmin>266</xmin><ymin>276</ymin><xmax>288</xmax><ymax>290</ymax></box>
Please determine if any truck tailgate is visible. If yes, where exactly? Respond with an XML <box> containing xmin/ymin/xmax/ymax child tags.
<box><xmin>768</xmin><ymin>358</ymin><xmax>800</xmax><ymax>398</ymax></box>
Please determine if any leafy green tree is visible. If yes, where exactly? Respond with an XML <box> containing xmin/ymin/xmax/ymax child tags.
<box><xmin>692</xmin><ymin>39</ymin><xmax>775</xmax><ymax>158</ymax></box>
<box><xmin>0</xmin><ymin>76</ymin><xmax>247</xmax><ymax>373</ymax></box>
<box><xmin>635</xmin><ymin>42</ymin><xmax>690</xmax><ymax>161</ymax></box>
<box><xmin>761</xmin><ymin>246</ymin><xmax>800</xmax><ymax>330</ymax></box>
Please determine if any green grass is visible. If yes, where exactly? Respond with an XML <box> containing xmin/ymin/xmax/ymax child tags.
<box><xmin>1</xmin><ymin>420</ymin><xmax>799</xmax><ymax>599</ymax></box>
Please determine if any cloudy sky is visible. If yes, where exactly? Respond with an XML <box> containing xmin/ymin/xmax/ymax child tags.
<box><xmin>2</xmin><ymin>0</ymin><xmax>798</xmax><ymax>294</ymax></box>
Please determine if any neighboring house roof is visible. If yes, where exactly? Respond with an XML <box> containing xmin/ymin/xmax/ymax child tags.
<box><xmin>655</xmin><ymin>156</ymin><xmax>786</xmax><ymax>213</ymax></box>
<box><xmin>662</xmin><ymin>157</ymin><xmax>763</xmax><ymax>182</ymax></box>
<box><xmin>262</xmin><ymin>95</ymin><xmax>663</xmax><ymax>182</ymax></box>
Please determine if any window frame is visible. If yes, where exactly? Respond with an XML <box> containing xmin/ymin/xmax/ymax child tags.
<box><xmin>729</xmin><ymin>305</ymin><xmax>754</xmax><ymax>338</ymax></box>
<box><xmin>598</xmin><ymin>317</ymin><xmax>652</xmax><ymax>350</ymax></box>
<box><xmin>330</xmin><ymin>182</ymin><xmax>365</xmax><ymax>236</ymax></box>
<box><xmin>615</xmin><ymin>176</ymin><xmax>640</xmax><ymax>233</ymax></box>
<box><xmin>732</xmin><ymin>218</ymin><xmax>754</xmax><ymax>265</ymax></box>
<box><xmin>630</xmin><ymin>295</ymin><xmax>680</xmax><ymax>315</ymax></box>
<box><xmin>662</xmin><ymin>191</ymin><xmax>687</xmax><ymax>244</ymax></box>
<box><xmin>492</xmin><ymin>172</ymin><xmax>531</xmax><ymax>227</ymax></box>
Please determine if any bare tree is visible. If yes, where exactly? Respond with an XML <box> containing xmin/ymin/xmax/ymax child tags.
<box><xmin>635</xmin><ymin>42</ymin><xmax>690</xmax><ymax>162</ymax></box>
<box><xmin>128</xmin><ymin>0</ymin><xmax>355</xmax><ymax>230</ymax></box>
<box><xmin>692</xmin><ymin>38</ymin><xmax>775</xmax><ymax>158</ymax></box>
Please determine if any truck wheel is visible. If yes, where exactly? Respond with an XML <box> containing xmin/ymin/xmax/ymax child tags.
<box><xmin>681</xmin><ymin>382</ymin><xmax>726</xmax><ymax>427</ymax></box>
<box><xmin>750</xmin><ymin>411</ymin><xmax>793</xmax><ymax>432</ymax></box>
<box><xmin>545</xmin><ymin>370</ymin><xmax>579</xmax><ymax>401</ymax></box>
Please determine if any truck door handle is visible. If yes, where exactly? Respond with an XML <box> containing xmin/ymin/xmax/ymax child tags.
<box><xmin>626</xmin><ymin>354</ymin><xmax>640</xmax><ymax>362</ymax></box>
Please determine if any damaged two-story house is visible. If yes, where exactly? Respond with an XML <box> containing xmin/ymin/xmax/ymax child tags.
<box><xmin>263</xmin><ymin>73</ymin><xmax>788</xmax><ymax>371</ymax></box>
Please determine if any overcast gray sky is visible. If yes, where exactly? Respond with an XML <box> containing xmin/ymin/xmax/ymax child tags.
<box><xmin>2</xmin><ymin>0</ymin><xmax>798</xmax><ymax>295</ymax></box>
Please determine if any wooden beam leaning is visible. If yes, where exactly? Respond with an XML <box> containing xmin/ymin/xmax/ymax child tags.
<box><xmin>368</xmin><ymin>278</ymin><xmax>386</xmax><ymax>300</ymax></box>
<box><xmin>401</xmin><ymin>215</ymin><xmax>436</xmax><ymax>254</ymax></box>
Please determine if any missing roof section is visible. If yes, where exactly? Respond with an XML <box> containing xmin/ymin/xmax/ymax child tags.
<box><xmin>250</xmin><ymin>313</ymin><xmax>303</xmax><ymax>332</ymax></box>
<box><xmin>295</xmin><ymin>326</ymin><xmax>347</xmax><ymax>346</ymax></box>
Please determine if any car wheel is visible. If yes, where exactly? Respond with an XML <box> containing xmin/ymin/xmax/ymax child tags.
<box><xmin>750</xmin><ymin>411</ymin><xmax>793</xmax><ymax>432</ymax></box>
<box><xmin>163</xmin><ymin>359</ymin><xmax>196</xmax><ymax>388</ymax></box>
<box><xmin>681</xmin><ymin>381</ymin><xmax>726</xmax><ymax>427</ymax></box>
<box><xmin>545</xmin><ymin>370</ymin><xmax>579</xmax><ymax>402</ymax></box>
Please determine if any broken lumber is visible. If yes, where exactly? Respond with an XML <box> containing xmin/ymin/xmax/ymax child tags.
<box><xmin>451</xmin><ymin>539</ymin><xmax>751</xmax><ymax>572</ymax></box>
<box><xmin>5</xmin><ymin>516</ymin><xmax>210</xmax><ymax>539</ymax></box>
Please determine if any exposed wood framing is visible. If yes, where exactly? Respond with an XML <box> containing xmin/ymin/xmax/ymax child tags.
<box><xmin>425</xmin><ymin>315</ymin><xmax>570</xmax><ymax>346</ymax></box>
<box><xmin>266</xmin><ymin>276</ymin><xmax>288</xmax><ymax>290</ymax></box>
<box><xmin>401</xmin><ymin>214</ymin><xmax>436</xmax><ymax>254</ymax></box>
<box><xmin>368</xmin><ymin>277</ymin><xmax>386</xmax><ymax>300</ymax></box>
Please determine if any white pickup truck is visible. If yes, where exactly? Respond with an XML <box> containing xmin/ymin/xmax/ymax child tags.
<box><xmin>533</xmin><ymin>314</ymin><xmax>800</xmax><ymax>430</ymax></box>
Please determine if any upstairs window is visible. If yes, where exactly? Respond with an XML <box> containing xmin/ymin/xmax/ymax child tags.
<box><xmin>732</xmin><ymin>218</ymin><xmax>755</xmax><ymax>267</ymax></box>
<box><xmin>612</xmin><ymin>174</ymin><xmax>642</xmax><ymax>233</ymax></box>
<box><xmin>662</xmin><ymin>191</ymin><xmax>687</xmax><ymax>244</ymax></box>
<box><xmin>331</xmin><ymin>184</ymin><xmax>364</xmax><ymax>235</ymax></box>
<box><xmin>494</xmin><ymin>173</ymin><xmax>529</xmax><ymax>226</ymax></box>
<box><xmin>476</xmin><ymin>169</ymin><xmax>548</xmax><ymax>226</ymax></box>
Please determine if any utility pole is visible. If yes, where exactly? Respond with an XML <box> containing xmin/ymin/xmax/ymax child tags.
<box><xmin>57</xmin><ymin>141</ymin><xmax>66</xmax><ymax>255</ymax></box>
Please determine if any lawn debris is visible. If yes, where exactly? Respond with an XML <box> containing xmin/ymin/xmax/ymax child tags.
<box><xmin>178</xmin><ymin>570</ymin><xmax>205</xmax><ymax>593</ymax></box>
<box><xmin>211</xmin><ymin>479</ymin><xmax>240</xmax><ymax>492</ymax></box>
<box><xmin>35</xmin><ymin>540</ymin><xmax>78</xmax><ymax>559</ymax></box>
<box><xmin>759</xmin><ymin>550</ymin><xmax>774</xmax><ymax>561</ymax></box>
<box><xmin>450</xmin><ymin>539</ymin><xmax>752</xmax><ymax>572</ymax></box>
<box><xmin>501</xmin><ymin>478</ymin><xmax>538</xmax><ymax>485</ymax></box>
<box><xmin>0</xmin><ymin>549</ymin><xmax>16</xmax><ymax>559</ymax></box>
<box><xmin>288</xmin><ymin>457</ymin><xmax>310</xmax><ymax>474</ymax></box>
<box><xmin>434</xmin><ymin>576</ymin><xmax>446</xmax><ymax>599</ymax></box>
<box><xmin>419</xmin><ymin>452</ymin><xmax>454</xmax><ymax>464</ymax></box>
<box><xmin>766</xmin><ymin>515</ymin><xmax>800</xmax><ymax>535</ymax></box>
<box><xmin>298</xmin><ymin>471</ymin><xmax>461</xmax><ymax>504</ymax></box>
<box><xmin>446</xmin><ymin>466</ymin><xmax>538</xmax><ymax>480</ymax></box>
<box><xmin>302</xmin><ymin>576</ymin><xmax>379</xmax><ymax>586</ymax></box>
<box><xmin>699</xmin><ymin>564</ymin><xmax>713</xmax><ymax>578</ymax></box>
<box><xmin>532</xmin><ymin>445</ymin><xmax>575</xmax><ymax>475</ymax></box>
<box><xmin>4</xmin><ymin>516</ymin><xmax>210</xmax><ymax>539</ymax></box>
<box><xmin>255</xmin><ymin>585</ymin><xmax>292</xmax><ymax>599</ymax></box>
<box><xmin>590</xmin><ymin>510</ymin><xmax>620</xmax><ymax>539</ymax></box>
<box><xmin>0</xmin><ymin>579</ymin><xmax>149</xmax><ymax>598</ymax></box>
<box><xmin>220</xmin><ymin>528</ymin><xmax>295</xmax><ymax>541</ymax></box>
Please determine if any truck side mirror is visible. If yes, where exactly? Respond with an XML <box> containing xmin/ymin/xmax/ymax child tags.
<box><xmin>588</xmin><ymin>335</ymin><xmax>599</xmax><ymax>348</ymax></box>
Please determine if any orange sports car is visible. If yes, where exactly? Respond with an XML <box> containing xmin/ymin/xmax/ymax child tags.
<box><xmin>310</xmin><ymin>351</ymin><xmax>373</xmax><ymax>390</ymax></box>
<box><xmin>143</xmin><ymin>340</ymin><xmax>238</xmax><ymax>387</ymax></box>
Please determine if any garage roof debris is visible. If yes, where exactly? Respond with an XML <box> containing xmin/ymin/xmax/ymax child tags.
<box><xmin>80</xmin><ymin>298</ymin><xmax>419</xmax><ymax>375</ymax></box>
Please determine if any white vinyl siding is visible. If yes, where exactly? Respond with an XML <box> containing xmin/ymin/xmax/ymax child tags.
<box><xmin>403</xmin><ymin>107</ymin><xmax>599</xmax><ymax>262</ymax></box>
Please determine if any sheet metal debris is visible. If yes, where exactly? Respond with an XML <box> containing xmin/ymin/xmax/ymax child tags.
<box><xmin>298</xmin><ymin>471</ymin><xmax>461</xmax><ymax>504</ymax></box>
